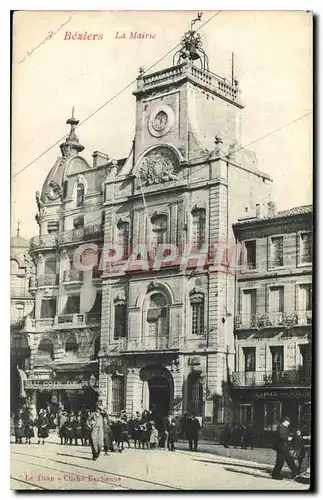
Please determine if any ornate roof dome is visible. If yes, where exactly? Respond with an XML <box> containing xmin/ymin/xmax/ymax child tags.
<box><xmin>40</xmin><ymin>108</ymin><xmax>92</xmax><ymax>204</ymax></box>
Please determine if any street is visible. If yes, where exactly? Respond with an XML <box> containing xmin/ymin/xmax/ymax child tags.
<box><xmin>10</xmin><ymin>437</ymin><xmax>309</xmax><ymax>491</ymax></box>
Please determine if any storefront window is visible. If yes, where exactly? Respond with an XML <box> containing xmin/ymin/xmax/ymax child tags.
<box><xmin>264</xmin><ymin>402</ymin><xmax>282</xmax><ymax>431</ymax></box>
<box><xmin>239</xmin><ymin>404</ymin><xmax>253</xmax><ymax>425</ymax></box>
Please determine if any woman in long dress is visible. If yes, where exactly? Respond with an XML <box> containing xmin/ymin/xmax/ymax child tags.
<box><xmin>87</xmin><ymin>409</ymin><xmax>104</xmax><ymax>460</ymax></box>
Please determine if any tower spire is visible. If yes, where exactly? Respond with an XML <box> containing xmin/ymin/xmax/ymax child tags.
<box><xmin>17</xmin><ymin>218</ymin><xmax>21</xmax><ymax>236</ymax></box>
<box><xmin>60</xmin><ymin>107</ymin><xmax>85</xmax><ymax>157</ymax></box>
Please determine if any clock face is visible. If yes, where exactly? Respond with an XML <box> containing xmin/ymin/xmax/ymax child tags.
<box><xmin>148</xmin><ymin>105</ymin><xmax>175</xmax><ymax>138</ymax></box>
<box><xmin>152</xmin><ymin>111</ymin><xmax>168</xmax><ymax>132</ymax></box>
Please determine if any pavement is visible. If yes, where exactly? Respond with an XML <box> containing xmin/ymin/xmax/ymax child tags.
<box><xmin>10</xmin><ymin>436</ymin><xmax>309</xmax><ymax>491</ymax></box>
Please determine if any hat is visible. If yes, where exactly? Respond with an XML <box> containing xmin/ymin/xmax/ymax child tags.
<box><xmin>283</xmin><ymin>416</ymin><xmax>291</xmax><ymax>423</ymax></box>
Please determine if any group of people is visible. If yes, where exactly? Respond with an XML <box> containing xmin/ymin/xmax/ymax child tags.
<box><xmin>221</xmin><ymin>422</ymin><xmax>255</xmax><ymax>450</ymax></box>
<box><xmin>11</xmin><ymin>407</ymin><xmax>53</xmax><ymax>445</ymax></box>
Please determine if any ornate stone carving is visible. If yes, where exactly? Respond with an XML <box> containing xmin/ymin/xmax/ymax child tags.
<box><xmin>138</xmin><ymin>147</ymin><xmax>179</xmax><ymax>187</ymax></box>
<box><xmin>147</xmin><ymin>279</ymin><xmax>160</xmax><ymax>291</ymax></box>
<box><xmin>77</xmin><ymin>174</ymin><xmax>85</xmax><ymax>185</ymax></box>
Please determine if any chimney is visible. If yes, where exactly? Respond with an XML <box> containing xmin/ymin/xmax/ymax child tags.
<box><xmin>255</xmin><ymin>204</ymin><xmax>261</xmax><ymax>218</ymax></box>
<box><xmin>267</xmin><ymin>201</ymin><xmax>277</xmax><ymax>217</ymax></box>
<box><xmin>92</xmin><ymin>151</ymin><xmax>109</xmax><ymax>168</ymax></box>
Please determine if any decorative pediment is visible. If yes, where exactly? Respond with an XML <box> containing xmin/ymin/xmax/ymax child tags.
<box><xmin>137</xmin><ymin>146</ymin><xmax>179</xmax><ymax>187</ymax></box>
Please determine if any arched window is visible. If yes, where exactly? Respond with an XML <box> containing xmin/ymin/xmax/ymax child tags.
<box><xmin>76</xmin><ymin>184</ymin><xmax>85</xmax><ymax>207</ymax></box>
<box><xmin>190</xmin><ymin>292</ymin><xmax>204</xmax><ymax>336</ymax></box>
<box><xmin>147</xmin><ymin>293</ymin><xmax>168</xmax><ymax>342</ymax></box>
<box><xmin>65</xmin><ymin>333</ymin><xmax>78</xmax><ymax>354</ymax></box>
<box><xmin>111</xmin><ymin>375</ymin><xmax>124</xmax><ymax>414</ymax></box>
<box><xmin>117</xmin><ymin>220</ymin><xmax>130</xmax><ymax>260</ymax></box>
<box><xmin>187</xmin><ymin>372</ymin><xmax>203</xmax><ymax>415</ymax></box>
<box><xmin>191</xmin><ymin>208</ymin><xmax>206</xmax><ymax>250</ymax></box>
<box><xmin>151</xmin><ymin>214</ymin><xmax>168</xmax><ymax>252</ymax></box>
<box><xmin>94</xmin><ymin>336</ymin><xmax>100</xmax><ymax>358</ymax></box>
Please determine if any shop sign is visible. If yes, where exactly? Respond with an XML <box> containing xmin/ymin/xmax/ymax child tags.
<box><xmin>255</xmin><ymin>389</ymin><xmax>311</xmax><ymax>398</ymax></box>
<box><xmin>25</xmin><ymin>379</ymin><xmax>96</xmax><ymax>390</ymax></box>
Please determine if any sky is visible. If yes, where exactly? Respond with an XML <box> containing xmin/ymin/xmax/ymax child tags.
<box><xmin>11</xmin><ymin>10</ymin><xmax>312</xmax><ymax>240</ymax></box>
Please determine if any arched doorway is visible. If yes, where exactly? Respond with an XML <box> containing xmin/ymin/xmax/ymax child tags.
<box><xmin>140</xmin><ymin>364</ymin><xmax>173</xmax><ymax>418</ymax></box>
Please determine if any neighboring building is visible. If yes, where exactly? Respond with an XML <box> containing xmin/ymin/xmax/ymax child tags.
<box><xmin>98</xmin><ymin>22</ymin><xmax>272</xmax><ymax>431</ymax></box>
<box><xmin>23</xmin><ymin>109</ymin><xmax>109</xmax><ymax>412</ymax></box>
<box><xmin>232</xmin><ymin>205</ymin><xmax>312</xmax><ymax>435</ymax></box>
<box><xmin>10</xmin><ymin>228</ymin><xmax>35</xmax><ymax>412</ymax></box>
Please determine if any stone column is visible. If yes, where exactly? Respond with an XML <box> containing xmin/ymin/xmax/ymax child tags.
<box><xmin>142</xmin><ymin>380</ymin><xmax>149</xmax><ymax>412</ymax></box>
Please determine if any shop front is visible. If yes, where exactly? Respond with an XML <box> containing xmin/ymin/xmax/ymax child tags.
<box><xmin>233</xmin><ymin>387</ymin><xmax>311</xmax><ymax>444</ymax></box>
<box><xmin>24</xmin><ymin>362</ymin><xmax>100</xmax><ymax>413</ymax></box>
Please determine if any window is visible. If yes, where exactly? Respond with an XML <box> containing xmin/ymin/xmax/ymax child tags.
<box><xmin>114</xmin><ymin>302</ymin><xmax>127</xmax><ymax>339</ymax></box>
<box><xmin>65</xmin><ymin>333</ymin><xmax>78</xmax><ymax>354</ymax></box>
<box><xmin>44</xmin><ymin>257</ymin><xmax>56</xmax><ymax>275</ymax></box>
<box><xmin>117</xmin><ymin>220</ymin><xmax>130</xmax><ymax>260</ymax></box>
<box><xmin>239</xmin><ymin>404</ymin><xmax>253</xmax><ymax>426</ymax></box>
<box><xmin>151</xmin><ymin>214</ymin><xmax>167</xmax><ymax>251</ymax></box>
<box><xmin>264</xmin><ymin>402</ymin><xmax>282</xmax><ymax>431</ymax></box>
<box><xmin>270</xmin><ymin>236</ymin><xmax>284</xmax><ymax>267</ymax></box>
<box><xmin>243</xmin><ymin>347</ymin><xmax>256</xmax><ymax>372</ymax></box>
<box><xmin>111</xmin><ymin>375</ymin><xmax>124</xmax><ymax>414</ymax></box>
<box><xmin>244</xmin><ymin>240</ymin><xmax>256</xmax><ymax>270</ymax></box>
<box><xmin>300</xmin><ymin>232</ymin><xmax>312</xmax><ymax>264</ymax></box>
<box><xmin>269</xmin><ymin>286</ymin><xmax>284</xmax><ymax>312</ymax></box>
<box><xmin>64</xmin><ymin>295</ymin><xmax>80</xmax><ymax>314</ymax></box>
<box><xmin>35</xmin><ymin>339</ymin><xmax>54</xmax><ymax>366</ymax></box>
<box><xmin>242</xmin><ymin>289</ymin><xmax>257</xmax><ymax>326</ymax></box>
<box><xmin>191</xmin><ymin>208</ymin><xmax>206</xmax><ymax>250</ymax></box>
<box><xmin>187</xmin><ymin>373</ymin><xmax>203</xmax><ymax>415</ymax></box>
<box><xmin>76</xmin><ymin>184</ymin><xmax>85</xmax><ymax>207</ymax></box>
<box><xmin>299</xmin><ymin>284</ymin><xmax>312</xmax><ymax>311</ymax></box>
<box><xmin>40</xmin><ymin>299</ymin><xmax>56</xmax><ymax>318</ymax></box>
<box><xmin>147</xmin><ymin>293</ymin><xmax>168</xmax><ymax>338</ymax></box>
<box><xmin>94</xmin><ymin>336</ymin><xmax>100</xmax><ymax>358</ymax></box>
<box><xmin>190</xmin><ymin>292</ymin><xmax>204</xmax><ymax>335</ymax></box>
<box><xmin>270</xmin><ymin>346</ymin><xmax>284</xmax><ymax>372</ymax></box>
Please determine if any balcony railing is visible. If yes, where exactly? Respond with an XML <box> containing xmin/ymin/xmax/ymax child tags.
<box><xmin>19</xmin><ymin>317</ymin><xmax>55</xmax><ymax>332</ymax></box>
<box><xmin>235</xmin><ymin>311</ymin><xmax>312</xmax><ymax>329</ymax></box>
<box><xmin>54</xmin><ymin>312</ymin><xmax>101</xmax><ymax>326</ymax></box>
<box><xmin>116</xmin><ymin>335</ymin><xmax>180</xmax><ymax>352</ymax></box>
<box><xmin>59</xmin><ymin>225</ymin><xmax>104</xmax><ymax>245</ymax></box>
<box><xmin>38</xmin><ymin>274</ymin><xmax>59</xmax><ymax>286</ymax></box>
<box><xmin>63</xmin><ymin>269</ymin><xmax>84</xmax><ymax>282</ymax></box>
<box><xmin>30</xmin><ymin>234</ymin><xmax>58</xmax><ymax>250</ymax></box>
<box><xmin>231</xmin><ymin>370</ymin><xmax>311</xmax><ymax>387</ymax></box>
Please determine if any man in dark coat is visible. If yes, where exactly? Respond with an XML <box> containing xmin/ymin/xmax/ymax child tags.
<box><xmin>272</xmin><ymin>417</ymin><xmax>299</xmax><ymax>480</ymax></box>
<box><xmin>185</xmin><ymin>414</ymin><xmax>201</xmax><ymax>452</ymax></box>
<box><xmin>221</xmin><ymin>423</ymin><xmax>231</xmax><ymax>449</ymax></box>
<box><xmin>87</xmin><ymin>408</ymin><xmax>104</xmax><ymax>460</ymax></box>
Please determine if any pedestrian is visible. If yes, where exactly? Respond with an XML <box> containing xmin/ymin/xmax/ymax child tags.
<box><xmin>37</xmin><ymin>410</ymin><xmax>49</xmax><ymax>445</ymax></box>
<box><xmin>87</xmin><ymin>407</ymin><xmax>104</xmax><ymax>460</ymax></box>
<box><xmin>65</xmin><ymin>416</ymin><xmax>74</xmax><ymax>445</ymax></box>
<box><xmin>221</xmin><ymin>423</ymin><xmax>231</xmax><ymax>449</ymax></box>
<box><xmin>103</xmin><ymin>415</ymin><xmax>113</xmax><ymax>455</ymax></box>
<box><xmin>292</xmin><ymin>429</ymin><xmax>306</xmax><ymax>472</ymax></box>
<box><xmin>58</xmin><ymin>411</ymin><xmax>67</xmax><ymax>445</ymax></box>
<box><xmin>116</xmin><ymin>416</ymin><xmax>131</xmax><ymax>452</ymax></box>
<box><xmin>133</xmin><ymin>412</ymin><xmax>142</xmax><ymax>449</ymax></box>
<box><xmin>15</xmin><ymin>417</ymin><xmax>24</xmax><ymax>444</ymax></box>
<box><xmin>245</xmin><ymin>423</ymin><xmax>255</xmax><ymax>449</ymax></box>
<box><xmin>231</xmin><ymin>423</ymin><xmax>242</xmax><ymax>449</ymax></box>
<box><xmin>185</xmin><ymin>414</ymin><xmax>201</xmax><ymax>452</ymax></box>
<box><xmin>10</xmin><ymin>413</ymin><xmax>15</xmax><ymax>438</ymax></box>
<box><xmin>240</xmin><ymin>425</ymin><xmax>248</xmax><ymax>449</ymax></box>
<box><xmin>271</xmin><ymin>417</ymin><xmax>299</xmax><ymax>480</ymax></box>
<box><xmin>167</xmin><ymin>420</ymin><xmax>177</xmax><ymax>451</ymax></box>
<box><xmin>149</xmin><ymin>423</ymin><xmax>159</xmax><ymax>449</ymax></box>
<box><xmin>24</xmin><ymin>413</ymin><xmax>35</xmax><ymax>445</ymax></box>
<box><xmin>140</xmin><ymin>422</ymin><xmax>150</xmax><ymax>450</ymax></box>
<box><xmin>74</xmin><ymin>415</ymin><xmax>83</xmax><ymax>446</ymax></box>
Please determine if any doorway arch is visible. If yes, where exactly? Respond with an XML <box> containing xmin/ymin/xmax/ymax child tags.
<box><xmin>140</xmin><ymin>364</ymin><xmax>174</xmax><ymax>417</ymax></box>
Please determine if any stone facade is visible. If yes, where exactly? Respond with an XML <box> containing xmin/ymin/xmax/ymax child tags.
<box><xmin>232</xmin><ymin>205</ymin><xmax>312</xmax><ymax>435</ymax></box>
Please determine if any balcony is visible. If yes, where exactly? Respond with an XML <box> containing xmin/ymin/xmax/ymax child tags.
<box><xmin>235</xmin><ymin>311</ymin><xmax>312</xmax><ymax>329</ymax></box>
<box><xmin>20</xmin><ymin>317</ymin><xmax>55</xmax><ymax>332</ymax></box>
<box><xmin>116</xmin><ymin>335</ymin><xmax>180</xmax><ymax>352</ymax></box>
<box><xmin>63</xmin><ymin>269</ymin><xmax>84</xmax><ymax>283</ymax></box>
<box><xmin>54</xmin><ymin>312</ymin><xmax>101</xmax><ymax>327</ymax></box>
<box><xmin>38</xmin><ymin>274</ymin><xmax>59</xmax><ymax>286</ymax></box>
<box><xmin>59</xmin><ymin>225</ymin><xmax>104</xmax><ymax>245</ymax></box>
<box><xmin>30</xmin><ymin>233</ymin><xmax>58</xmax><ymax>251</ymax></box>
<box><xmin>231</xmin><ymin>370</ymin><xmax>311</xmax><ymax>387</ymax></box>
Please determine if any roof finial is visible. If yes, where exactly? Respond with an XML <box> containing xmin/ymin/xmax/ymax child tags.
<box><xmin>71</xmin><ymin>106</ymin><xmax>75</xmax><ymax>119</ymax></box>
<box><xmin>17</xmin><ymin>218</ymin><xmax>21</xmax><ymax>236</ymax></box>
<box><xmin>191</xmin><ymin>12</ymin><xmax>203</xmax><ymax>31</ymax></box>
